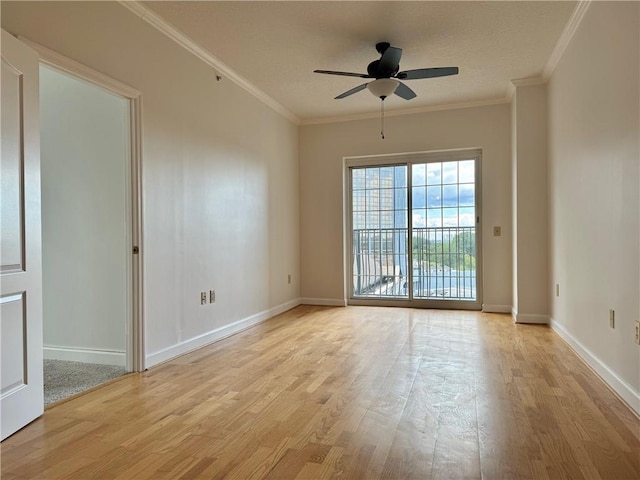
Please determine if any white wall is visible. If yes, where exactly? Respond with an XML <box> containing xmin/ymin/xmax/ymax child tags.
<box><xmin>511</xmin><ymin>98</ymin><xmax>518</xmax><ymax>315</ymax></box>
<box><xmin>548</xmin><ymin>2</ymin><xmax>639</xmax><ymax>410</ymax></box>
<box><xmin>40</xmin><ymin>65</ymin><xmax>128</xmax><ymax>365</ymax></box>
<box><xmin>512</xmin><ymin>83</ymin><xmax>548</xmax><ymax>323</ymax></box>
<box><xmin>1</xmin><ymin>1</ymin><xmax>300</xmax><ymax>367</ymax></box>
<box><xmin>299</xmin><ymin>104</ymin><xmax>512</xmax><ymax>310</ymax></box>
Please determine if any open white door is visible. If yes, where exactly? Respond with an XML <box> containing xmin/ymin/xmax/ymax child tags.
<box><xmin>1</xmin><ymin>30</ymin><xmax>44</xmax><ymax>440</ymax></box>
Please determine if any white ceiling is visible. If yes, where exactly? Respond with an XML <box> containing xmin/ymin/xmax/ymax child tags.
<box><xmin>142</xmin><ymin>1</ymin><xmax>577</xmax><ymax>123</ymax></box>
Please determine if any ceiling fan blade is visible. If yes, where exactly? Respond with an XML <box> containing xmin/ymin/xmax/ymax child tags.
<box><xmin>335</xmin><ymin>82</ymin><xmax>369</xmax><ymax>99</ymax></box>
<box><xmin>378</xmin><ymin>46</ymin><xmax>402</xmax><ymax>76</ymax></box>
<box><xmin>394</xmin><ymin>82</ymin><xmax>417</xmax><ymax>100</ymax></box>
<box><xmin>314</xmin><ymin>69</ymin><xmax>369</xmax><ymax>78</ymax></box>
<box><xmin>397</xmin><ymin>67</ymin><xmax>459</xmax><ymax>80</ymax></box>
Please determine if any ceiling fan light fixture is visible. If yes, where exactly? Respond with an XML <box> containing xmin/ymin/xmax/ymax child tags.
<box><xmin>367</xmin><ymin>78</ymin><xmax>399</xmax><ymax>99</ymax></box>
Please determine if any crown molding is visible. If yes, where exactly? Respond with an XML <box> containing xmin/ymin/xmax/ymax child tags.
<box><xmin>507</xmin><ymin>76</ymin><xmax>548</xmax><ymax>103</ymax></box>
<box><xmin>118</xmin><ymin>1</ymin><xmax>300</xmax><ymax>125</ymax></box>
<box><xmin>542</xmin><ymin>0</ymin><xmax>592</xmax><ymax>80</ymax></box>
<box><xmin>300</xmin><ymin>96</ymin><xmax>509</xmax><ymax>126</ymax></box>
<box><xmin>511</xmin><ymin>76</ymin><xmax>546</xmax><ymax>88</ymax></box>
<box><xmin>507</xmin><ymin>76</ymin><xmax>547</xmax><ymax>101</ymax></box>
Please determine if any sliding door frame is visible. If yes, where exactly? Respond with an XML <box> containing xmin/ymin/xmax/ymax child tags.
<box><xmin>344</xmin><ymin>148</ymin><xmax>483</xmax><ymax>310</ymax></box>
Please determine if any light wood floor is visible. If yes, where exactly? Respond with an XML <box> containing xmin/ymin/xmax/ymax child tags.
<box><xmin>2</xmin><ymin>306</ymin><xmax>639</xmax><ymax>479</ymax></box>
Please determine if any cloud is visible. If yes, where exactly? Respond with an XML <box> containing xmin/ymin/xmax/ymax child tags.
<box><xmin>459</xmin><ymin>160</ymin><xmax>475</xmax><ymax>183</ymax></box>
<box><xmin>459</xmin><ymin>184</ymin><xmax>474</xmax><ymax>205</ymax></box>
<box><xmin>412</xmin><ymin>212</ymin><xmax>426</xmax><ymax>227</ymax></box>
<box><xmin>459</xmin><ymin>209</ymin><xmax>475</xmax><ymax>227</ymax></box>
<box><xmin>413</xmin><ymin>188</ymin><xmax>426</xmax><ymax>208</ymax></box>
<box><xmin>427</xmin><ymin>186</ymin><xmax>441</xmax><ymax>207</ymax></box>
<box><xmin>426</xmin><ymin>163</ymin><xmax>441</xmax><ymax>185</ymax></box>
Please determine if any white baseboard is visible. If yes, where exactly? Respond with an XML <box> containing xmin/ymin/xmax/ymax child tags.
<box><xmin>146</xmin><ymin>298</ymin><xmax>301</xmax><ymax>368</ymax></box>
<box><xmin>43</xmin><ymin>346</ymin><xmax>126</xmax><ymax>367</ymax></box>
<box><xmin>482</xmin><ymin>304</ymin><xmax>512</xmax><ymax>313</ymax></box>
<box><xmin>551</xmin><ymin>318</ymin><xmax>640</xmax><ymax>416</ymax></box>
<box><xmin>300</xmin><ymin>297</ymin><xmax>347</xmax><ymax>307</ymax></box>
<box><xmin>514</xmin><ymin>313</ymin><xmax>549</xmax><ymax>324</ymax></box>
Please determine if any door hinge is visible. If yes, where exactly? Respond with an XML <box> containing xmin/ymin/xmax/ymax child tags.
<box><xmin>477</xmin><ymin>216</ymin><xmax>480</xmax><ymax>224</ymax></box>
<box><xmin>133</xmin><ymin>246</ymin><xmax>139</xmax><ymax>254</ymax></box>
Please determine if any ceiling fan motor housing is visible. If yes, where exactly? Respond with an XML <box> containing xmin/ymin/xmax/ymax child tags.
<box><xmin>367</xmin><ymin>60</ymin><xmax>400</xmax><ymax>79</ymax></box>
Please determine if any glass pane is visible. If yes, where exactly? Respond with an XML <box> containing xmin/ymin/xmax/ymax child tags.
<box><xmin>426</xmin><ymin>163</ymin><xmax>441</xmax><ymax>185</ymax></box>
<box><xmin>394</xmin><ymin>208</ymin><xmax>408</xmax><ymax>228</ymax></box>
<box><xmin>381</xmin><ymin>212</ymin><xmax>394</xmax><ymax>228</ymax></box>
<box><xmin>394</xmin><ymin>166</ymin><xmax>407</xmax><ymax>188</ymax></box>
<box><xmin>442</xmin><ymin>162</ymin><xmax>458</xmax><ymax>184</ymax></box>
<box><xmin>427</xmin><ymin>186</ymin><xmax>441</xmax><ymax>208</ymax></box>
<box><xmin>365</xmin><ymin>210</ymin><xmax>379</xmax><ymax>229</ymax></box>
<box><xmin>366</xmin><ymin>168</ymin><xmax>379</xmax><ymax>186</ymax></box>
<box><xmin>427</xmin><ymin>208</ymin><xmax>442</xmax><ymax>227</ymax></box>
<box><xmin>459</xmin><ymin>207</ymin><xmax>475</xmax><ymax>226</ymax></box>
<box><xmin>352</xmin><ymin>190</ymin><xmax>365</xmax><ymax>211</ymax></box>
<box><xmin>380</xmin><ymin>188</ymin><xmax>394</xmax><ymax>210</ymax></box>
<box><xmin>442</xmin><ymin>208</ymin><xmax>458</xmax><ymax>227</ymax></box>
<box><xmin>459</xmin><ymin>160</ymin><xmax>475</xmax><ymax>183</ymax></box>
<box><xmin>412</xmin><ymin>163</ymin><xmax>426</xmax><ymax>186</ymax></box>
<box><xmin>366</xmin><ymin>190</ymin><xmax>379</xmax><ymax>211</ymax></box>
<box><xmin>352</xmin><ymin>168</ymin><xmax>365</xmax><ymax>189</ymax></box>
<box><xmin>379</xmin><ymin>167</ymin><xmax>394</xmax><ymax>187</ymax></box>
<box><xmin>459</xmin><ymin>184</ymin><xmax>475</xmax><ymax>207</ymax></box>
<box><xmin>413</xmin><ymin>208</ymin><xmax>426</xmax><ymax>228</ymax></box>
<box><xmin>412</xmin><ymin>186</ymin><xmax>426</xmax><ymax>209</ymax></box>
<box><xmin>353</xmin><ymin>212</ymin><xmax>365</xmax><ymax>229</ymax></box>
<box><xmin>395</xmin><ymin>187</ymin><xmax>407</xmax><ymax>210</ymax></box>
<box><xmin>442</xmin><ymin>185</ymin><xmax>458</xmax><ymax>207</ymax></box>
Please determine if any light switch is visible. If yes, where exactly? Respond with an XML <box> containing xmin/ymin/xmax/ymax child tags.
<box><xmin>493</xmin><ymin>226</ymin><xmax>501</xmax><ymax>237</ymax></box>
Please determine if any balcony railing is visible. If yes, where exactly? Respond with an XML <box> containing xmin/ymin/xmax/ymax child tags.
<box><xmin>353</xmin><ymin>226</ymin><xmax>476</xmax><ymax>300</ymax></box>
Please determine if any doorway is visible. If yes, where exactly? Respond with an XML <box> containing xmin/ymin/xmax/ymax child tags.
<box><xmin>39</xmin><ymin>64</ymin><xmax>136</xmax><ymax>404</ymax></box>
<box><xmin>346</xmin><ymin>150</ymin><xmax>482</xmax><ymax>310</ymax></box>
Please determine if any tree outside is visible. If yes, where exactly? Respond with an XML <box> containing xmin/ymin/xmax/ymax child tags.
<box><xmin>412</xmin><ymin>230</ymin><xmax>476</xmax><ymax>271</ymax></box>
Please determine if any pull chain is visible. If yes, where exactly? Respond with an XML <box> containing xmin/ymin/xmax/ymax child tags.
<box><xmin>380</xmin><ymin>98</ymin><xmax>385</xmax><ymax>139</ymax></box>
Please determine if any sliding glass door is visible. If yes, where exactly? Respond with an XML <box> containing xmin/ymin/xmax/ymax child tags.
<box><xmin>352</xmin><ymin>165</ymin><xmax>409</xmax><ymax>298</ymax></box>
<box><xmin>348</xmin><ymin>151</ymin><xmax>482</xmax><ymax>309</ymax></box>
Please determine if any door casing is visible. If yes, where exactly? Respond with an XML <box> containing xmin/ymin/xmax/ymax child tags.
<box><xmin>19</xmin><ymin>37</ymin><xmax>146</xmax><ymax>372</ymax></box>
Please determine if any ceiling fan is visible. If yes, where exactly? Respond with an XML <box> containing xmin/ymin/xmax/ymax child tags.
<box><xmin>314</xmin><ymin>42</ymin><xmax>459</xmax><ymax>101</ymax></box>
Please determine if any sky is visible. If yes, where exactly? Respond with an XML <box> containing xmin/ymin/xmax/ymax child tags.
<box><xmin>411</xmin><ymin>160</ymin><xmax>475</xmax><ymax>228</ymax></box>
<box><xmin>352</xmin><ymin>160</ymin><xmax>476</xmax><ymax>230</ymax></box>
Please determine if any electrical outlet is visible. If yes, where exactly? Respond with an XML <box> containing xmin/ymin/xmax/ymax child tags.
<box><xmin>200</xmin><ymin>292</ymin><xmax>207</xmax><ymax>305</ymax></box>
<box><xmin>609</xmin><ymin>309</ymin><xmax>615</xmax><ymax>329</ymax></box>
<box><xmin>493</xmin><ymin>226</ymin><xmax>501</xmax><ymax>237</ymax></box>
<box><xmin>209</xmin><ymin>290</ymin><xmax>215</xmax><ymax>303</ymax></box>
<box><xmin>635</xmin><ymin>321</ymin><xmax>640</xmax><ymax>345</ymax></box>
<box><xmin>556</xmin><ymin>284</ymin><xmax>560</xmax><ymax>297</ymax></box>
<box><xmin>288</xmin><ymin>274</ymin><xmax>292</xmax><ymax>284</ymax></box>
